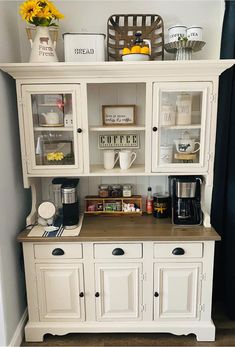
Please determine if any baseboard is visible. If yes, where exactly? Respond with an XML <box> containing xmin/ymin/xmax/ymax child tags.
<box><xmin>9</xmin><ymin>309</ymin><xmax>27</xmax><ymax>347</ymax></box>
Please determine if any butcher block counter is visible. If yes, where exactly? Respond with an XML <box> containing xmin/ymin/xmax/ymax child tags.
<box><xmin>17</xmin><ymin>215</ymin><xmax>220</xmax><ymax>242</ymax></box>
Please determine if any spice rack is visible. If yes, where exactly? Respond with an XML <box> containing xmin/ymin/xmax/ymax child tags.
<box><xmin>84</xmin><ymin>195</ymin><xmax>142</xmax><ymax>215</ymax></box>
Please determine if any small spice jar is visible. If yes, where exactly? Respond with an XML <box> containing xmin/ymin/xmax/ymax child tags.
<box><xmin>110</xmin><ymin>184</ymin><xmax>122</xmax><ymax>198</ymax></box>
<box><xmin>98</xmin><ymin>184</ymin><xmax>110</xmax><ymax>198</ymax></box>
<box><xmin>122</xmin><ymin>184</ymin><xmax>133</xmax><ymax>197</ymax></box>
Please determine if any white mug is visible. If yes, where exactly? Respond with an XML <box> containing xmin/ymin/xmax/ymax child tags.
<box><xmin>160</xmin><ymin>145</ymin><xmax>173</xmax><ymax>164</ymax></box>
<box><xmin>103</xmin><ymin>150</ymin><xmax>118</xmax><ymax>170</ymax></box>
<box><xmin>174</xmin><ymin>139</ymin><xmax>200</xmax><ymax>153</ymax></box>
<box><xmin>119</xmin><ymin>150</ymin><xmax>137</xmax><ymax>170</ymax></box>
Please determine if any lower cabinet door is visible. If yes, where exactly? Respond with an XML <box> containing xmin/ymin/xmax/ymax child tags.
<box><xmin>36</xmin><ymin>263</ymin><xmax>85</xmax><ymax>321</ymax></box>
<box><xmin>95</xmin><ymin>263</ymin><xmax>143</xmax><ymax>321</ymax></box>
<box><xmin>154</xmin><ymin>262</ymin><xmax>202</xmax><ymax>320</ymax></box>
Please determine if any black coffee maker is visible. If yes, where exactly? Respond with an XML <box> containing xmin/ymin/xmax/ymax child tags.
<box><xmin>52</xmin><ymin>178</ymin><xmax>79</xmax><ymax>229</ymax></box>
<box><xmin>169</xmin><ymin>176</ymin><xmax>202</xmax><ymax>225</ymax></box>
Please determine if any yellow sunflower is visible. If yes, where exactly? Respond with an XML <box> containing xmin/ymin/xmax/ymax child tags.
<box><xmin>20</xmin><ymin>0</ymin><xmax>40</xmax><ymax>22</ymax></box>
<box><xmin>47</xmin><ymin>1</ymin><xmax>64</xmax><ymax>20</ymax></box>
<box><xmin>37</xmin><ymin>6</ymin><xmax>53</xmax><ymax>20</ymax></box>
<box><xmin>20</xmin><ymin>0</ymin><xmax>64</xmax><ymax>25</ymax></box>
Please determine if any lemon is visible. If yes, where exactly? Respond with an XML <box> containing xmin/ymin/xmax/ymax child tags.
<box><xmin>122</xmin><ymin>47</ymin><xmax>131</xmax><ymax>55</ymax></box>
<box><xmin>140</xmin><ymin>46</ymin><xmax>150</xmax><ymax>55</ymax></box>
<box><xmin>131</xmin><ymin>45</ymin><xmax>141</xmax><ymax>54</ymax></box>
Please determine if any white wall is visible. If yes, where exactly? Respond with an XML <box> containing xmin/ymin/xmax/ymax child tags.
<box><xmin>17</xmin><ymin>0</ymin><xmax>224</xmax><ymax>62</ymax></box>
<box><xmin>0</xmin><ymin>2</ymin><xmax>31</xmax><ymax>346</ymax></box>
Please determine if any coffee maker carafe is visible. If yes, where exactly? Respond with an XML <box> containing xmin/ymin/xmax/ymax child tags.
<box><xmin>169</xmin><ymin>176</ymin><xmax>202</xmax><ymax>225</ymax></box>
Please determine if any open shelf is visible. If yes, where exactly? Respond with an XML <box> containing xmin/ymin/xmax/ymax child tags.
<box><xmin>90</xmin><ymin>164</ymin><xmax>145</xmax><ymax>176</ymax></box>
<box><xmin>89</xmin><ymin>125</ymin><xmax>145</xmax><ymax>132</ymax></box>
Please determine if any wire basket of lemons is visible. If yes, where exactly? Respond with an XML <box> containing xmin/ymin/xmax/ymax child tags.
<box><xmin>122</xmin><ymin>32</ymin><xmax>151</xmax><ymax>61</ymax></box>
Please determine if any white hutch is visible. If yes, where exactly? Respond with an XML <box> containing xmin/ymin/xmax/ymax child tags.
<box><xmin>0</xmin><ymin>60</ymin><xmax>233</xmax><ymax>342</ymax></box>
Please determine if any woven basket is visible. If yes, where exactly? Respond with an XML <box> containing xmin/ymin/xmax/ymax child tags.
<box><xmin>107</xmin><ymin>14</ymin><xmax>164</xmax><ymax>61</ymax></box>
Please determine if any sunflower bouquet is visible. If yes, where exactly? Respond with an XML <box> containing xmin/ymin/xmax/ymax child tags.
<box><xmin>20</xmin><ymin>0</ymin><xmax>64</xmax><ymax>27</ymax></box>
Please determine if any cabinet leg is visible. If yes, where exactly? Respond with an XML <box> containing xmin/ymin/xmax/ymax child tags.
<box><xmin>196</xmin><ymin>325</ymin><xmax>215</xmax><ymax>341</ymax></box>
<box><xmin>25</xmin><ymin>326</ymin><xmax>44</xmax><ymax>342</ymax></box>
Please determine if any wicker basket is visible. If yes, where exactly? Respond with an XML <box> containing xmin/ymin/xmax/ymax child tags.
<box><xmin>107</xmin><ymin>14</ymin><xmax>164</xmax><ymax>61</ymax></box>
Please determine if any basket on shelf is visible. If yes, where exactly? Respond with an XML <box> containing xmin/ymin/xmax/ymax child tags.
<box><xmin>85</xmin><ymin>195</ymin><xmax>142</xmax><ymax>216</ymax></box>
<box><xmin>107</xmin><ymin>14</ymin><xmax>164</xmax><ymax>61</ymax></box>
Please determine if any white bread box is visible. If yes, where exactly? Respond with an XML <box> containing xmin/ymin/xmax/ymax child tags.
<box><xmin>63</xmin><ymin>32</ymin><xmax>106</xmax><ymax>62</ymax></box>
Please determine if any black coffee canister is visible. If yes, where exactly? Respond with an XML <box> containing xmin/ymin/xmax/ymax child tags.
<box><xmin>153</xmin><ymin>194</ymin><xmax>170</xmax><ymax>218</ymax></box>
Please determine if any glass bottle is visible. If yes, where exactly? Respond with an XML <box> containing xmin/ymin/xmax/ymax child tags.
<box><xmin>146</xmin><ymin>187</ymin><xmax>153</xmax><ymax>214</ymax></box>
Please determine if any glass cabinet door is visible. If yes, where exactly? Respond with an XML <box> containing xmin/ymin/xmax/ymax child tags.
<box><xmin>152</xmin><ymin>82</ymin><xmax>212</xmax><ymax>173</ymax></box>
<box><xmin>21</xmin><ymin>84</ymin><xmax>83</xmax><ymax>173</ymax></box>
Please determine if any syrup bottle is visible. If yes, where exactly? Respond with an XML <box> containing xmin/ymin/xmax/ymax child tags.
<box><xmin>146</xmin><ymin>187</ymin><xmax>153</xmax><ymax>214</ymax></box>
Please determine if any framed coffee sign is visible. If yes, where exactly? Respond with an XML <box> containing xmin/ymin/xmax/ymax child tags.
<box><xmin>102</xmin><ymin>105</ymin><xmax>136</xmax><ymax>125</ymax></box>
<box><xmin>98</xmin><ymin>134</ymin><xmax>140</xmax><ymax>149</ymax></box>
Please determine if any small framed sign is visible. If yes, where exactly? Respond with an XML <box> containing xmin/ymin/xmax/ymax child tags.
<box><xmin>102</xmin><ymin>105</ymin><xmax>136</xmax><ymax>126</ymax></box>
<box><xmin>98</xmin><ymin>134</ymin><xmax>140</xmax><ymax>149</ymax></box>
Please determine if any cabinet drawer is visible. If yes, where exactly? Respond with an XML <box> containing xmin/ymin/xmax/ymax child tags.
<box><xmin>94</xmin><ymin>243</ymin><xmax>143</xmax><ymax>259</ymax></box>
<box><xmin>154</xmin><ymin>243</ymin><xmax>203</xmax><ymax>258</ymax></box>
<box><xmin>34</xmin><ymin>243</ymin><xmax>83</xmax><ymax>259</ymax></box>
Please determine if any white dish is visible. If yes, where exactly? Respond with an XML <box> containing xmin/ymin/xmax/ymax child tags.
<box><xmin>122</xmin><ymin>54</ymin><xmax>150</xmax><ymax>62</ymax></box>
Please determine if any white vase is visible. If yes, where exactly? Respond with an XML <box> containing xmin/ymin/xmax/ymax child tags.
<box><xmin>27</xmin><ymin>26</ymin><xmax>58</xmax><ymax>63</ymax></box>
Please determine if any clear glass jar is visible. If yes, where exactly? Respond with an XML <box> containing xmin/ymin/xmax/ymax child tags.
<box><xmin>98</xmin><ymin>184</ymin><xmax>110</xmax><ymax>198</ymax></box>
<box><xmin>122</xmin><ymin>184</ymin><xmax>133</xmax><ymax>197</ymax></box>
<box><xmin>110</xmin><ymin>184</ymin><xmax>122</xmax><ymax>198</ymax></box>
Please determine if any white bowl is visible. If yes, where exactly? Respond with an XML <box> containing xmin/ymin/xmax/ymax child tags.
<box><xmin>122</xmin><ymin>54</ymin><xmax>150</xmax><ymax>62</ymax></box>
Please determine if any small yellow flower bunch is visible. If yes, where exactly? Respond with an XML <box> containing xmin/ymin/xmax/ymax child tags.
<box><xmin>47</xmin><ymin>152</ymin><xmax>64</xmax><ymax>161</ymax></box>
<box><xmin>20</xmin><ymin>0</ymin><xmax>64</xmax><ymax>26</ymax></box>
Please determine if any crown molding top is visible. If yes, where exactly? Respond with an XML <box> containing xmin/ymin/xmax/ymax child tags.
<box><xmin>0</xmin><ymin>60</ymin><xmax>234</xmax><ymax>80</ymax></box>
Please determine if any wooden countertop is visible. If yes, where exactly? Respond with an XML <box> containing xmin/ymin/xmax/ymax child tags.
<box><xmin>17</xmin><ymin>215</ymin><xmax>221</xmax><ymax>242</ymax></box>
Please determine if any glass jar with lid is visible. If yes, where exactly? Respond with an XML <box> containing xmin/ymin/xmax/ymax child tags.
<box><xmin>98</xmin><ymin>184</ymin><xmax>111</xmax><ymax>198</ymax></box>
<box><xmin>122</xmin><ymin>184</ymin><xmax>133</xmax><ymax>197</ymax></box>
<box><xmin>110</xmin><ymin>184</ymin><xmax>122</xmax><ymax>198</ymax></box>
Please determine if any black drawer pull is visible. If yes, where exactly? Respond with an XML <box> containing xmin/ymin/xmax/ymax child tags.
<box><xmin>172</xmin><ymin>247</ymin><xmax>185</xmax><ymax>256</ymax></box>
<box><xmin>152</xmin><ymin>127</ymin><xmax>158</xmax><ymax>132</ymax></box>
<box><xmin>52</xmin><ymin>248</ymin><xmax>64</xmax><ymax>256</ymax></box>
<box><xmin>77</xmin><ymin>128</ymin><xmax>83</xmax><ymax>133</ymax></box>
<box><xmin>112</xmin><ymin>248</ymin><xmax>125</xmax><ymax>256</ymax></box>
<box><xmin>79</xmin><ymin>292</ymin><xmax>84</xmax><ymax>298</ymax></box>
<box><xmin>154</xmin><ymin>292</ymin><xmax>159</xmax><ymax>297</ymax></box>
<box><xmin>95</xmin><ymin>292</ymin><xmax>100</xmax><ymax>297</ymax></box>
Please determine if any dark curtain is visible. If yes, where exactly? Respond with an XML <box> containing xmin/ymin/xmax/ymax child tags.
<box><xmin>211</xmin><ymin>0</ymin><xmax>235</xmax><ymax>319</ymax></box>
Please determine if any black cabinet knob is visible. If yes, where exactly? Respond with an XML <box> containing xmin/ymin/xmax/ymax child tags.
<box><xmin>79</xmin><ymin>292</ymin><xmax>84</xmax><ymax>298</ymax></box>
<box><xmin>172</xmin><ymin>247</ymin><xmax>185</xmax><ymax>256</ymax></box>
<box><xmin>95</xmin><ymin>292</ymin><xmax>100</xmax><ymax>297</ymax></box>
<box><xmin>112</xmin><ymin>248</ymin><xmax>125</xmax><ymax>256</ymax></box>
<box><xmin>154</xmin><ymin>292</ymin><xmax>159</xmax><ymax>297</ymax></box>
<box><xmin>52</xmin><ymin>248</ymin><xmax>64</xmax><ymax>256</ymax></box>
<box><xmin>77</xmin><ymin>128</ymin><xmax>83</xmax><ymax>133</ymax></box>
<box><xmin>152</xmin><ymin>127</ymin><xmax>158</xmax><ymax>132</ymax></box>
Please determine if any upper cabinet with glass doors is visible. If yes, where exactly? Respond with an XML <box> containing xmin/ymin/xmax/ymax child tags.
<box><xmin>21</xmin><ymin>84</ymin><xmax>84</xmax><ymax>175</ymax></box>
<box><xmin>152</xmin><ymin>82</ymin><xmax>212</xmax><ymax>173</ymax></box>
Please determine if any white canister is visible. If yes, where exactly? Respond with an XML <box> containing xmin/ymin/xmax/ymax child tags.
<box><xmin>176</xmin><ymin>93</ymin><xmax>192</xmax><ymax>125</ymax></box>
<box><xmin>159</xmin><ymin>145</ymin><xmax>173</xmax><ymax>165</ymax></box>
<box><xmin>161</xmin><ymin>104</ymin><xmax>176</xmax><ymax>126</ymax></box>
<box><xmin>187</xmin><ymin>26</ymin><xmax>203</xmax><ymax>41</ymax></box>
<box><xmin>63</xmin><ymin>33</ymin><xmax>106</xmax><ymax>62</ymax></box>
<box><xmin>168</xmin><ymin>25</ymin><xmax>187</xmax><ymax>43</ymax></box>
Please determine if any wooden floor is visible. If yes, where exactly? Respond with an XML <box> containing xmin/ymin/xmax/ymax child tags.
<box><xmin>22</xmin><ymin>305</ymin><xmax>235</xmax><ymax>347</ymax></box>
